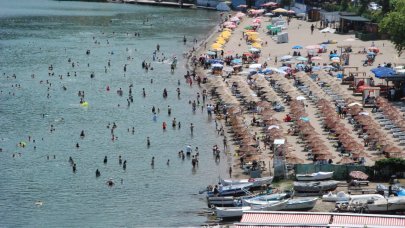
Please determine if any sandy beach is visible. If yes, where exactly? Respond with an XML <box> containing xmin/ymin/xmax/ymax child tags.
<box><xmin>191</xmin><ymin>12</ymin><xmax>405</xmax><ymax>179</ymax></box>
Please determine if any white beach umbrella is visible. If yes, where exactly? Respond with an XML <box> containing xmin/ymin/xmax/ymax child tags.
<box><xmin>296</xmin><ymin>95</ymin><xmax>306</xmax><ymax>101</ymax></box>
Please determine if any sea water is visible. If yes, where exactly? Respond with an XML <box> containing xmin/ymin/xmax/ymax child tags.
<box><xmin>0</xmin><ymin>0</ymin><xmax>229</xmax><ymax>226</ymax></box>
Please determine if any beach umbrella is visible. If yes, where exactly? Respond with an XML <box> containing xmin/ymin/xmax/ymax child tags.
<box><xmin>349</xmin><ymin>171</ymin><xmax>369</xmax><ymax>180</ymax></box>
<box><xmin>249</xmin><ymin>47</ymin><xmax>260</xmax><ymax>53</ymax></box>
<box><xmin>371</xmin><ymin>67</ymin><xmax>396</xmax><ymax>78</ymax></box>
<box><xmin>311</xmin><ymin>56</ymin><xmax>322</xmax><ymax>61</ymax></box>
<box><xmin>280</xmin><ymin>55</ymin><xmax>293</xmax><ymax>61</ymax></box>
<box><xmin>296</xmin><ymin>56</ymin><xmax>308</xmax><ymax>61</ymax></box>
<box><xmin>252</xmin><ymin>42</ymin><xmax>262</xmax><ymax>49</ymax></box>
<box><xmin>265</xmin><ymin>13</ymin><xmax>274</xmax><ymax>16</ymax></box>
<box><xmin>287</xmin><ymin>10</ymin><xmax>295</xmax><ymax>14</ymax></box>
<box><xmin>230</xmin><ymin>17</ymin><xmax>240</xmax><ymax>22</ymax></box>
<box><xmin>211</xmin><ymin>63</ymin><xmax>224</xmax><ymax>68</ymax></box>
<box><xmin>223</xmin><ymin>21</ymin><xmax>234</xmax><ymax>26</ymax></box>
<box><xmin>206</xmin><ymin>51</ymin><xmax>216</xmax><ymax>56</ymax></box>
<box><xmin>231</xmin><ymin>58</ymin><xmax>242</xmax><ymax>64</ymax></box>
<box><xmin>273</xmin><ymin>8</ymin><xmax>288</xmax><ymax>13</ymax></box>
<box><xmin>330</xmin><ymin>57</ymin><xmax>340</xmax><ymax>61</ymax></box>
<box><xmin>211</xmin><ymin>43</ymin><xmax>222</xmax><ymax>48</ymax></box>
<box><xmin>235</xmin><ymin>12</ymin><xmax>245</xmax><ymax>18</ymax></box>
<box><xmin>330</xmin><ymin>53</ymin><xmax>339</xmax><ymax>58</ymax></box>
<box><xmin>338</xmin><ymin>156</ymin><xmax>355</xmax><ymax>165</ymax></box>
<box><xmin>252</xmin><ymin>18</ymin><xmax>261</xmax><ymax>24</ymax></box>
<box><xmin>292</xmin><ymin>45</ymin><xmax>303</xmax><ymax>49</ymax></box>
<box><xmin>249</xmin><ymin>63</ymin><xmax>262</xmax><ymax>69</ymax></box>
<box><xmin>226</xmin><ymin>24</ymin><xmax>236</xmax><ymax>29</ymax></box>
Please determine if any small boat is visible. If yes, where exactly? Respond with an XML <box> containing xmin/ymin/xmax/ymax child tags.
<box><xmin>206</xmin><ymin>183</ymin><xmax>253</xmax><ymax>197</ymax></box>
<box><xmin>282</xmin><ymin>197</ymin><xmax>318</xmax><ymax>211</ymax></box>
<box><xmin>220</xmin><ymin>176</ymin><xmax>274</xmax><ymax>187</ymax></box>
<box><xmin>207</xmin><ymin>196</ymin><xmax>235</xmax><ymax>207</ymax></box>
<box><xmin>366</xmin><ymin>197</ymin><xmax>405</xmax><ymax>212</ymax></box>
<box><xmin>294</xmin><ymin>180</ymin><xmax>339</xmax><ymax>193</ymax></box>
<box><xmin>251</xmin><ymin>199</ymin><xmax>290</xmax><ymax>211</ymax></box>
<box><xmin>215</xmin><ymin>200</ymin><xmax>289</xmax><ymax>219</ymax></box>
<box><xmin>296</xmin><ymin>171</ymin><xmax>334</xmax><ymax>181</ymax></box>
<box><xmin>322</xmin><ymin>191</ymin><xmax>384</xmax><ymax>202</ymax></box>
<box><xmin>241</xmin><ymin>193</ymin><xmax>287</xmax><ymax>205</ymax></box>
<box><xmin>215</xmin><ymin>206</ymin><xmax>251</xmax><ymax>219</ymax></box>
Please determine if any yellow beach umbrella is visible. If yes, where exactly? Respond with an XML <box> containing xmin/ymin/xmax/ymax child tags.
<box><xmin>211</xmin><ymin>47</ymin><xmax>223</xmax><ymax>51</ymax></box>
<box><xmin>216</xmin><ymin>39</ymin><xmax>226</xmax><ymax>45</ymax></box>
<box><xmin>252</xmin><ymin>43</ymin><xmax>262</xmax><ymax>49</ymax></box>
<box><xmin>273</xmin><ymin>8</ymin><xmax>288</xmax><ymax>13</ymax></box>
<box><xmin>245</xmin><ymin>31</ymin><xmax>259</xmax><ymax>35</ymax></box>
<box><xmin>211</xmin><ymin>43</ymin><xmax>223</xmax><ymax>49</ymax></box>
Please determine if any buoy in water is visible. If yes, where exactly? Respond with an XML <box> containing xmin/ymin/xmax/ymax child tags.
<box><xmin>81</xmin><ymin>102</ymin><xmax>89</xmax><ymax>107</ymax></box>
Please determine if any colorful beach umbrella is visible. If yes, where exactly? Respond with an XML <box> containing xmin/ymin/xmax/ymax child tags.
<box><xmin>292</xmin><ymin>45</ymin><xmax>303</xmax><ymax>49</ymax></box>
<box><xmin>296</xmin><ymin>56</ymin><xmax>308</xmax><ymax>61</ymax></box>
<box><xmin>273</xmin><ymin>8</ymin><xmax>288</xmax><ymax>13</ymax></box>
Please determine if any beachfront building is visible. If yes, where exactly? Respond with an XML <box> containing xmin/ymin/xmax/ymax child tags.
<box><xmin>235</xmin><ymin>211</ymin><xmax>405</xmax><ymax>227</ymax></box>
<box><xmin>231</xmin><ymin>0</ymin><xmax>268</xmax><ymax>9</ymax></box>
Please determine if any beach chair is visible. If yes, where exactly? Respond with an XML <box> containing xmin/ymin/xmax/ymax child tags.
<box><xmin>399</xmin><ymin>140</ymin><xmax>405</xmax><ymax>145</ymax></box>
<box><xmin>384</xmin><ymin>124</ymin><xmax>395</xmax><ymax>130</ymax></box>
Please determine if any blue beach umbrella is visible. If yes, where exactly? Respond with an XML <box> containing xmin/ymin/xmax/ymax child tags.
<box><xmin>329</xmin><ymin>53</ymin><xmax>339</xmax><ymax>58</ymax></box>
<box><xmin>231</xmin><ymin>58</ymin><xmax>242</xmax><ymax>64</ymax></box>
<box><xmin>292</xmin><ymin>45</ymin><xmax>303</xmax><ymax>49</ymax></box>
<box><xmin>206</xmin><ymin>51</ymin><xmax>216</xmax><ymax>56</ymax></box>
<box><xmin>371</xmin><ymin>67</ymin><xmax>395</xmax><ymax>78</ymax></box>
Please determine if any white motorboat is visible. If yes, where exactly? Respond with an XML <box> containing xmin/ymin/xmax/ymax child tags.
<box><xmin>220</xmin><ymin>176</ymin><xmax>274</xmax><ymax>187</ymax></box>
<box><xmin>215</xmin><ymin>206</ymin><xmax>251</xmax><ymax>219</ymax></box>
<box><xmin>366</xmin><ymin>197</ymin><xmax>405</xmax><ymax>212</ymax></box>
<box><xmin>322</xmin><ymin>191</ymin><xmax>384</xmax><ymax>202</ymax></box>
<box><xmin>282</xmin><ymin>197</ymin><xmax>318</xmax><ymax>211</ymax></box>
<box><xmin>206</xmin><ymin>183</ymin><xmax>253</xmax><ymax>197</ymax></box>
<box><xmin>296</xmin><ymin>171</ymin><xmax>334</xmax><ymax>181</ymax></box>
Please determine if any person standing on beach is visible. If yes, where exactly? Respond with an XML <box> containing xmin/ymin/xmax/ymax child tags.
<box><xmin>190</xmin><ymin>123</ymin><xmax>194</xmax><ymax>135</ymax></box>
<box><xmin>311</xmin><ymin>24</ymin><xmax>315</xmax><ymax>34</ymax></box>
<box><xmin>229</xmin><ymin>166</ymin><xmax>232</xmax><ymax>178</ymax></box>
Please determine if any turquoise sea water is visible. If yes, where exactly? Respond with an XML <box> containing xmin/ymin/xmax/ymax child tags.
<box><xmin>0</xmin><ymin>1</ymin><xmax>228</xmax><ymax>226</ymax></box>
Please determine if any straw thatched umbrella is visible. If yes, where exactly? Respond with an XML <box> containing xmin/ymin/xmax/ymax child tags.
<box><xmin>338</xmin><ymin>156</ymin><xmax>355</xmax><ymax>164</ymax></box>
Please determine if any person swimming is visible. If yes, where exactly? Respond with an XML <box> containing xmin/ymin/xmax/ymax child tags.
<box><xmin>106</xmin><ymin>178</ymin><xmax>114</xmax><ymax>187</ymax></box>
<box><xmin>96</xmin><ymin>169</ymin><xmax>101</xmax><ymax>177</ymax></box>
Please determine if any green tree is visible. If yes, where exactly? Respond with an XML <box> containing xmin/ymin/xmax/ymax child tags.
<box><xmin>358</xmin><ymin>0</ymin><xmax>371</xmax><ymax>14</ymax></box>
<box><xmin>375</xmin><ymin>158</ymin><xmax>405</xmax><ymax>172</ymax></box>
<box><xmin>340</xmin><ymin>0</ymin><xmax>350</xmax><ymax>11</ymax></box>
<box><xmin>379</xmin><ymin>0</ymin><xmax>405</xmax><ymax>56</ymax></box>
